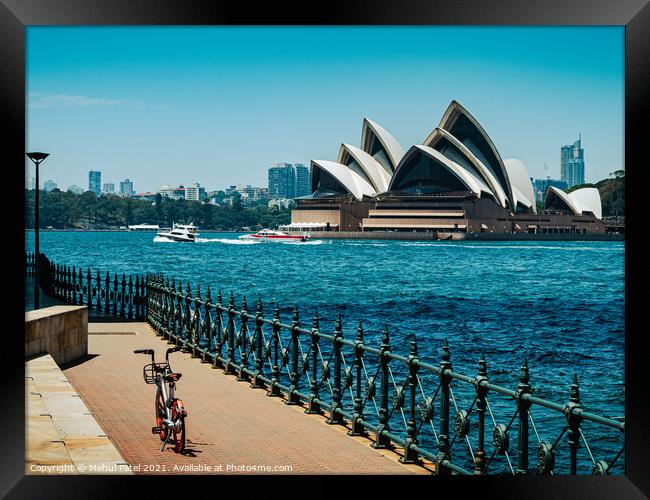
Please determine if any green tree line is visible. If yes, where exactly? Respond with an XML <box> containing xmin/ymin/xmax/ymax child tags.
<box><xmin>24</xmin><ymin>189</ymin><xmax>292</xmax><ymax>230</ymax></box>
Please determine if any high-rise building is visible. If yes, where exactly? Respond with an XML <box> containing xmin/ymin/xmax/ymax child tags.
<box><xmin>268</xmin><ymin>163</ymin><xmax>295</xmax><ymax>199</ymax></box>
<box><xmin>89</xmin><ymin>170</ymin><xmax>102</xmax><ymax>196</ymax></box>
<box><xmin>294</xmin><ymin>163</ymin><xmax>311</xmax><ymax>198</ymax></box>
<box><xmin>103</xmin><ymin>182</ymin><xmax>115</xmax><ymax>194</ymax></box>
<box><xmin>560</xmin><ymin>135</ymin><xmax>585</xmax><ymax>189</ymax></box>
<box><xmin>119</xmin><ymin>178</ymin><xmax>134</xmax><ymax>197</ymax></box>
<box><xmin>26</xmin><ymin>176</ymin><xmax>35</xmax><ymax>190</ymax></box>
<box><xmin>268</xmin><ymin>163</ymin><xmax>311</xmax><ymax>199</ymax></box>
<box><xmin>43</xmin><ymin>180</ymin><xmax>57</xmax><ymax>192</ymax></box>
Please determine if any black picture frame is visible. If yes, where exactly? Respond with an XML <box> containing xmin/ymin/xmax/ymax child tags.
<box><xmin>4</xmin><ymin>0</ymin><xmax>648</xmax><ymax>497</ymax></box>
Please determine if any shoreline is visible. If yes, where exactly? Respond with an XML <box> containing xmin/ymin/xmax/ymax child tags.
<box><xmin>24</xmin><ymin>229</ymin><xmax>624</xmax><ymax>241</ymax></box>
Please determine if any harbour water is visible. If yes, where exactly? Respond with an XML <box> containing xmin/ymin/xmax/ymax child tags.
<box><xmin>25</xmin><ymin>231</ymin><xmax>625</xmax><ymax>473</ymax></box>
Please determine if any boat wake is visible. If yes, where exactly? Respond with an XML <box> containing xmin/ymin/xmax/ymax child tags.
<box><xmin>154</xmin><ymin>236</ymin><xmax>322</xmax><ymax>245</ymax></box>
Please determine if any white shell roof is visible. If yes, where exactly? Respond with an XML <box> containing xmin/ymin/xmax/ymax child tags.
<box><xmin>424</xmin><ymin>127</ymin><xmax>509</xmax><ymax>208</ymax></box>
<box><xmin>569</xmin><ymin>187</ymin><xmax>602</xmax><ymax>219</ymax></box>
<box><xmin>504</xmin><ymin>158</ymin><xmax>537</xmax><ymax>214</ymax></box>
<box><xmin>390</xmin><ymin>145</ymin><xmax>495</xmax><ymax>199</ymax></box>
<box><xmin>438</xmin><ymin>100</ymin><xmax>514</xmax><ymax>208</ymax></box>
<box><xmin>337</xmin><ymin>143</ymin><xmax>391</xmax><ymax>193</ymax></box>
<box><xmin>545</xmin><ymin>186</ymin><xmax>582</xmax><ymax>215</ymax></box>
<box><xmin>310</xmin><ymin>159</ymin><xmax>376</xmax><ymax>201</ymax></box>
<box><xmin>361</xmin><ymin>118</ymin><xmax>405</xmax><ymax>171</ymax></box>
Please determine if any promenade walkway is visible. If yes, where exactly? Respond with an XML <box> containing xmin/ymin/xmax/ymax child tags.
<box><xmin>62</xmin><ymin>322</ymin><xmax>431</xmax><ymax>475</ymax></box>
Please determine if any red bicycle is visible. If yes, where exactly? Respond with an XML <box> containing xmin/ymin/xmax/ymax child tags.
<box><xmin>134</xmin><ymin>347</ymin><xmax>187</xmax><ymax>453</ymax></box>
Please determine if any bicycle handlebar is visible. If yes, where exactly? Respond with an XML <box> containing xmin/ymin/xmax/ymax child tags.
<box><xmin>166</xmin><ymin>347</ymin><xmax>181</xmax><ymax>362</ymax></box>
<box><xmin>134</xmin><ymin>349</ymin><xmax>155</xmax><ymax>363</ymax></box>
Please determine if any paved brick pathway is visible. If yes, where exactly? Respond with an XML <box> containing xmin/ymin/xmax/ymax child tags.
<box><xmin>62</xmin><ymin>323</ymin><xmax>431</xmax><ymax>475</ymax></box>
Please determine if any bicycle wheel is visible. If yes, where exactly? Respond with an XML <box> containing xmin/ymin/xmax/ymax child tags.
<box><xmin>171</xmin><ymin>399</ymin><xmax>186</xmax><ymax>453</ymax></box>
<box><xmin>155</xmin><ymin>389</ymin><xmax>168</xmax><ymax>442</ymax></box>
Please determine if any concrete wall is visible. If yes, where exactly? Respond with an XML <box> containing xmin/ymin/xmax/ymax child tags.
<box><xmin>25</xmin><ymin>306</ymin><xmax>88</xmax><ymax>366</ymax></box>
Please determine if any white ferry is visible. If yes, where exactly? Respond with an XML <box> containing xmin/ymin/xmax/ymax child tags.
<box><xmin>239</xmin><ymin>229</ymin><xmax>309</xmax><ymax>242</ymax></box>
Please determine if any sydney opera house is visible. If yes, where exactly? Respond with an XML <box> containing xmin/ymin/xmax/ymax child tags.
<box><xmin>286</xmin><ymin>100</ymin><xmax>605</xmax><ymax>236</ymax></box>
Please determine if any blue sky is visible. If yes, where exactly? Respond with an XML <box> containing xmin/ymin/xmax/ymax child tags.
<box><xmin>26</xmin><ymin>26</ymin><xmax>624</xmax><ymax>193</ymax></box>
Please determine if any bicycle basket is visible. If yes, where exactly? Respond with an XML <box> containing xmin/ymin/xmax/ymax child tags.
<box><xmin>143</xmin><ymin>363</ymin><xmax>170</xmax><ymax>384</ymax></box>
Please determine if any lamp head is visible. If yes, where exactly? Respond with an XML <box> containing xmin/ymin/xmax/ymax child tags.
<box><xmin>26</xmin><ymin>152</ymin><xmax>49</xmax><ymax>163</ymax></box>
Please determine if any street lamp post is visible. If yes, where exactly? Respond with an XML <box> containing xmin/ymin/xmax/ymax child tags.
<box><xmin>26</xmin><ymin>152</ymin><xmax>49</xmax><ymax>309</ymax></box>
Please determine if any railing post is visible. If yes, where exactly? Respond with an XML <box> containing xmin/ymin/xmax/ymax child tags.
<box><xmin>104</xmin><ymin>272</ymin><xmax>110</xmax><ymax>313</ymax></box>
<box><xmin>348</xmin><ymin>322</ymin><xmax>366</xmax><ymax>436</ymax></box>
<box><xmin>251</xmin><ymin>298</ymin><xmax>264</xmax><ymax>388</ymax></box>
<box><xmin>120</xmin><ymin>274</ymin><xmax>126</xmax><ymax>317</ymax></box>
<box><xmin>191</xmin><ymin>285</ymin><xmax>202</xmax><ymax>357</ymax></box>
<box><xmin>238</xmin><ymin>297</ymin><xmax>249</xmax><ymax>380</ymax></box>
<box><xmin>184</xmin><ymin>282</ymin><xmax>192</xmax><ymax>344</ymax></box>
<box><xmin>223</xmin><ymin>292</ymin><xmax>235</xmax><ymax>373</ymax></box>
<box><xmin>400</xmin><ymin>334</ymin><xmax>421</xmax><ymax>464</ymax></box>
<box><xmin>327</xmin><ymin>314</ymin><xmax>345</xmax><ymax>424</ymax></box>
<box><xmin>86</xmin><ymin>268</ymin><xmax>91</xmax><ymax>308</ymax></box>
<box><xmin>128</xmin><ymin>274</ymin><xmax>134</xmax><ymax>320</ymax></box>
<box><xmin>372</xmin><ymin>326</ymin><xmax>392</xmax><ymax>449</ymax></box>
<box><xmin>167</xmin><ymin>278</ymin><xmax>175</xmax><ymax>340</ymax></box>
<box><xmin>212</xmin><ymin>290</ymin><xmax>223</xmax><ymax>368</ymax></box>
<box><xmin>305</xmin><ymin>312</ymin><xmax>321</xmax><ymax>414</ymax></box>
<box><xmin>566</xmin><ymin>373</ymin><xmax>583</xmax><ymax>475</ymax></box>
<box><xmin>134</xmin><ymin>275</ymin><xmax>141</xmax><ymax>320</ymax></box>
<box><xmin>435</xmin><ymin>338</ymin><xmax>452</xmax><ymax>475</ymax></box>
<box><xmin>516</xmin><ymin>355</ymin><xmax>532</xmax><ymax>474</ymax></box>
<box><xmin>71</xmin><ymin>266</ymin><xmax>77</xmax><ymax>305</ymax></box>
<box><xmin>474</xmin><ymin>350</ymin><xmax>489</xmax><ymax>475</ymax></box>
<box><xmin>202</xmin><ymin>287</ymin><xmax>212</xmax><ymax>363</ymax></box>
<box><xmin>78</xmin><ymin>267</ymin><xmax>83</xmax><ymax>305</ymax></box>
<box><xmin>112</xmin><ymin>273</ymin><xmax>118</xmax><ymax>317</ymax></box>
<box><xmin>267</xmin><ymin>304</ymin><xmax>281</xmax><ymax>397</ymax></box>
<box><xmin>286</xmin><ymin>306</ymin><xmax>301</xmax><ymax>404</ymax></box>
<box><xmin>95</xmin><ymin>270</ymin><xmax>102</xmax><ymax>311</ymax></box>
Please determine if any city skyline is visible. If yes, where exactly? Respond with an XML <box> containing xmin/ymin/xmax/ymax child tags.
<box><xmin>26</xmin><ymin>26</ymin><xmax>623</xmax><ymax>192</ymax></box>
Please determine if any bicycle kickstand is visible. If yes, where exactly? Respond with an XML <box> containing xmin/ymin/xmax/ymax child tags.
<box><xmin>160</xmin><ymin>428</ymin><xmax>171</xmax><ymax>452</ymax></box>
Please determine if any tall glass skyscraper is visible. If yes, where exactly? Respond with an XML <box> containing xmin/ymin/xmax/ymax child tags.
<box><xmin>88</xmin><ymin>170</ymin><xmax>102</xmax><ymax>196</ymax></box>
<box><xmin>560</xmin><ymin>136</ymin><xmax>585</xmax><ymax>188</ymax></box>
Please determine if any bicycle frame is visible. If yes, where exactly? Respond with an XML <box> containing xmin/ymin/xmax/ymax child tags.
<box><xmin>134</xmin><ymin>347</ymin><xmax>186</xmax><ymax>452</ymax></box>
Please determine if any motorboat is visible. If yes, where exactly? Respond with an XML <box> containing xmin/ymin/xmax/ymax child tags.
<box><xmin>156</xmin><ymin>223</ymin><xmax>199</xmax><ymax>243</ymax></box>
<box><xmin>239</xmin><ymin>229</ymin><xmax>309</xmax><ymax>242</ymax></box>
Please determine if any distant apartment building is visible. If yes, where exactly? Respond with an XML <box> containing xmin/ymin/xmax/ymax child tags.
<box><xmin>103</xmin><ymin>182</ymin><xmax>115</xmax><ymax>194</ymax></box>
<box><xmin>532</xmin><ymin>178</ymin><xmax>569</xmax><ymax>202</ymax></box>
<box><xmin>88</xmin><ymin>170</ymin><xmax>102</xmax><ymax>196</ymax></box>
<box><xmin>268</xmin><ymin>162</ymin><xmax>310</xmax><ymax>199</ymax></box>
<box><xmin>120</xmin><ymin>178</ymin><xmax>134</xmax><ymax>197</ymax></box>
<box><xmin>184</xmin><ymin>182</ymin><xmax>205</xmax><ymax>201</ymax></box>
<box><xmin>43</xmin><ymin>180</ymin><xmax>57</xmax><ymax>192</ymax></box>
<box><xmin>294</xmin><ymin>163</ymin><xmax>311</xmax><ymax>198</ymax></box>
<box><xmin>68</xmin><ymin>185</ymin><xmax>84</xmax><ymax>195</ymax></box>
<box><xmin>158</xmin><ymin>183</ymin><xmax>205</xmax><ymax>201</ymax></box>
<box><xmin>561</xmin><ymin>135</ymin><xmax>585</xmax><ymax>189</ymax></box>
<box><xmin>26</xmin><ymin>176</ymin><xmax>35</xmax><ymax>190</ymax></box>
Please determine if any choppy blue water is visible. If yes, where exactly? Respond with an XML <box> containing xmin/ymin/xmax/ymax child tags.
<box><xmin>25</xmin><ymin>231</ymin><xmax>625</xmax><ymax>474</ymax></box>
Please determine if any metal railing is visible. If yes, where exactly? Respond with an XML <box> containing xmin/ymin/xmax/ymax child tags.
<box><xmin>27</xmin><ymin>251</ymin><xmax>625</xmax><ymax>475</ymax></box>
<box><xmin>27</xmin><ymin>252</ymin><xmax>147</xmax><ymax>321</ymax></box>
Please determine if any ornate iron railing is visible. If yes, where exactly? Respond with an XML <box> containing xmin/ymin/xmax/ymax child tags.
<box><xmin>27</xmin><ymin>251</ymin><xmax>625</xmax><ymax>475</ymax></box>
<box><xmin>27</xmin><ymin>252</ymin><xmax>147</xmax><ymax>321</ymax></box>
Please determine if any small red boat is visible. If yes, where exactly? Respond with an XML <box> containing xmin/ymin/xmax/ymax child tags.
<box><xmin>239</xmin><ymin>229</ymin><xmax>309</xmax><ymax>242</ymax></box>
